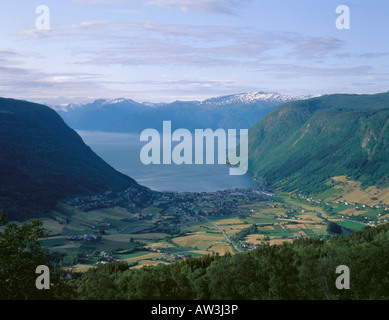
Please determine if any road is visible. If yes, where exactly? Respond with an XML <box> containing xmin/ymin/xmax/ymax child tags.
<box><xmin>201</xmin><ymin>217</ymin><xmax>243</xmax><ymax>252</ymax></box>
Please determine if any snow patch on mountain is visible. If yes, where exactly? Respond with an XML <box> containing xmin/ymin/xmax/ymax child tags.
<box><xmin>201</xmin><ymin>92</ymin><xmax>314</xmax><ymax>106</ymax></box>
<box><xmin>54</xmin><ymin>91</ymin><xmax>319</xmax><ymax>112</ymax></box>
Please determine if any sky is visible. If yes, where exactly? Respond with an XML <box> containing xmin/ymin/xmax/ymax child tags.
<box><xmin>0</xmin><ymin>0</ymin><xmax>388</xmax><ymax>105</ymax></box>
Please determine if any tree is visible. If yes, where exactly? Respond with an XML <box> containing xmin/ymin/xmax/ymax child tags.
<box><xmin>327</xmin><ymin>221</ymin><xmax>342</xmax><ymax>235</ymax></box>
<box><xmin>323</xmin><ymin>204</ymin><xmax>335</xmax><ymax>216</ymax></box>
<box><xmin>0</xmin><ymin>211</ymin><xmax>71</xmax><ymax>299</ymax></box>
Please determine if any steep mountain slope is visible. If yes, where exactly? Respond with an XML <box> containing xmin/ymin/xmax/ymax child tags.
<box><xmin>0</xmin><ymin>98</ymin><xmax>146</xmax><ymax>220</ymax></box>
<box><xmin>56</xmin><ymin>92</ymin><xmax>311</xmax><ymax>133</ymax></box>
<box><xmin>248</xmin><ymin>92</ymin><xmax>389</xmax><ymax>194</ymax></box>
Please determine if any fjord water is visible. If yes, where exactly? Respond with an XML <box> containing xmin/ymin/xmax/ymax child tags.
<box><xmin>77</xmin><ymin>130</ymin><xmax>258</xmax><ymax>192</ymax></box>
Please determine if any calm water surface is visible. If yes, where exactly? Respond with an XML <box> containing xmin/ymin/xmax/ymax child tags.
<box><xmin>77</xmin><ymin>130</ymin><xmax>258</xmax><ymax>192</ymax></box>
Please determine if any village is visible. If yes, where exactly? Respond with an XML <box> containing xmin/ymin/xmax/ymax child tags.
<box><xmin>49</xmin><ymin>182</ymin><xmax>389</xmax><ymax>271</ymax></box>
<box><xmin>65</xmin><ymin>185</ymin><xmax>156</xmax><ymax>211</ymax></box>
<box><xmin>65</xmin><ymin>186</ymin><xmax>270</xmax><ymax>222</ymax></box>
<box><xmin>294</xmin><ymin>193</ymin><xmax>389</xmax><ymax>227</ymax></box>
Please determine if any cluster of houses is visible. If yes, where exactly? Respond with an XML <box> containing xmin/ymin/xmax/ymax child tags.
<box><xmin>241</xmin><ymin>242</ymin><xmax>262</xmax><ymax>250</ymax></box>
<box><xmin>65</xmin><ymin>186</ymin><xmax>268</xmax><ymax>228</ymax></box>
<box><xmin>144</xmin><ymin>188</ymin><xmax>269</xmax><ymax>233</ymax></box>
<box><xmin>147</xmin><ymin>247</ymin><xmax>190</xmax><ymax>260</ymax></box>
<box><xmin>65</xmin><ymin>233</ymin><xmax>103</xmax><ymax>242</ymax></box>
<box><xmin>335</xmin><ymin>199</ymin><xmax>389</xmax><ymax>209</ymax></box>
<box><xmin>65</xmin><ymin>186</ymin><xmax>154</xmax><ymax>212</ymax></box>
<box><xmin>296</xmin><ymin>194</ymin><xmax>389</xmax><ymax>226</ymax></box>
<box><xmin>281</xmin><ymin>234</ymin><xmax>305</xmax><ymax>240</ymax></box>
<box><xmin>66</xmin><ymin>192</ymin><xmax>132</xmax><ymax>211</ymax></box>
<box><xmin>241</xmin><ymin>234</ymin><xmax>306</xmax><ymax>250</ymax></box>
<box><xmin>366</xmin><ymin>217</ymin><xmax>389</xmax><ymax>227</ymax></box>
<box><xmin>156</xmin><ymin>188</ymin><xmax>266</xmax><ymax>218</ymax></box>
<box><xmin>268</xmin><ymin>213</ymin><xmax>313</xmax><ymax>222</ymax></box>
<box><xmin>297</xmin><ymin>193</ymin><xmax>389</xmax><ymax>212</ymax></box>
<box><xmin>304</xmin><ymin>197</ymin><xmax>323</xmax><ymax>205</ymax></box>
<box><xmin>98</xmin><ymin>251</ymin><xmax>116</xmax><ymax>264</ymax></box>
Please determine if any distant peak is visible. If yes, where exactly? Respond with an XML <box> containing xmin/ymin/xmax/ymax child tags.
<box><xmin>106</xmin><ymin>98</ymin><xmax>127</xmax><ymax>104</ymax></box>
<box><xmin>200</xmin><ymin>91</ymin><xmax>312</xmax><ymax>106</ymax></box>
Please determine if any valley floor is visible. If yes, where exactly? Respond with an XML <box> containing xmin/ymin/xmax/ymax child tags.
<box><xmin>35</xmin><ymin>176</ymin><xmax>389</xmax><ymax>272</ymax></box>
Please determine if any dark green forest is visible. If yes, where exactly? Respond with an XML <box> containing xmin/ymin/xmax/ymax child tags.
<box><xmin>67</xmin><ymin>222</ymin><xmax>389</xmax><ymax>300</ymax></box>
<box><xmin>0</xmin><ymin>98</ymin><xmax>144</xmax><ymax>220</ymax></box>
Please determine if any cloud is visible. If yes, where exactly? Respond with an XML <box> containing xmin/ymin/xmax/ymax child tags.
<box><xmin>336</xmin><ymin>52</ymin><xmax>389</xmax><ymax>59</ymax></box>
<box><xmin>0</xmin><ymin>49</ymin><xmax>122</xmax><ymax>105</ymax></box>
<box><xmin>256</xmin><ymin>63</ymin><xmax>373</xmax><ymax>79</ymax></box>
<box><xmin>18</xmin><ymin>28</ymin><xmax>56</xmax><ymax>39</ymax></box>
<box><xmin>0</xmin><ymin>48</ymin><xmax>17</xmax><ymax>57</ymax></box>
<box><xmin>18</xmin><ymin>20</ymin><xmax>109</xmax><ymax>39</ymax></box>
<box><xmin>358</xmin><ymin>52</ymin><xmax>389</xmax><ymax>59</ymax></box>
<box><xmin>17</xmin><ymin>13</ymin><xmax>347</xmax><ymax>65</ymax></box>
<box><xmin>114</xmin><ymin>77</ymin><xmax>263</xmax><ymax>102</ymax></box>
<box><xmin>290</xmin><ymin>36</ymin><xmax>344</xmax><ymax>59</ymax></box>
<box><xmin>70</xmin><ymin>21</ymin><xmax>109</xmax><ymax>30</ymax></box>
<box><xmin>33</xmin><ymin>20</ymin><xmax>342</xmax><ymax>68</ymax></box>
<box><xmin>71</xmin><ymin>0</ymin><xmax>130</xmax><ymax>4</ymax></box>
<box><xmin>72</xmin><ymin>0</ymin><xmax>251</xmax><ymax>15</ymax></box>
<box><xmin>144</xmin><ymin>0</ymin><xmax>250</xmax><ymax>15</ymax></box>
<box><xmin>9</xmin><ymin>4</ymin><xmax>388</xmax><ymax>104</ymax></box>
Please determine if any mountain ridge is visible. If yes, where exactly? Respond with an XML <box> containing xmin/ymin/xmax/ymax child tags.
<box><xmin>248</xmin><ymin>91</ymin><xmax>389</xmax><ymax>195</ymax></box>
<box><xmin>0</xmin><ymin>97</ymin><xmax>148</xmax><ymax>220</ymax></box>
<box><xmin>55</xmin><ymin>91</ymin><xmax>313</xmax><ymax>133</ymax></box>
<box><xmin>199</xmin><ymin>91</ymin><xmax>314</xmax><ymax>106</ymax></box>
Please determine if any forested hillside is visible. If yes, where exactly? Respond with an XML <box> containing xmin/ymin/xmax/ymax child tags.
<box><xmin>0</xmin><ymin>98</ymin><xmax>145</xmax><ymax>220</ymax></box>
<box><xmin>248</xmin><ymin>92</ymin><xmax>389</xmax><ymax>194</ymax></box>
<box><xmin>68</xmin><ymin>222</ymin><xmax>389</xmax><ymax>300</ymax></box>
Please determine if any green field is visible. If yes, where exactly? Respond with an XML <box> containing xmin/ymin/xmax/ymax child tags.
<box><xmin>37</xmin><ymin>188</ymin><xmax>378</xmax><ymax>271</ymax></box>
<box><xmin>116</xmin><ymin>251</ymin><xmax>151</xmax><ymax>260</ymax></box>
<box><xmin>337</xmin><ymin>220</ymin><xmax>366</xmax><ymax>231</ymax></box>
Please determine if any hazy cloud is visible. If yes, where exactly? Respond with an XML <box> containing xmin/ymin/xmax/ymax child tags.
<box><xmin>8</xmin><ymin>1</ymin><xmax>389</xmax><ymax>104</ymax></box>
<box><xmin>290</xmin><ymin>36</ymin><xmax>344</xmax><ymax>59</ymax></box>
<box><xmin>0</xmin><ymin>49</ymin><xmax>121</xmax><ymax>104</ymax></box>
<box><xmin>256</xmin><ymin>63</ymin><xmax>373</xmax><ymax>79</ymax></box>
<box><xmin>144</xmin><ymin>0</ymin><xmax>250</xmax><ymax>15</ymax></box>
<box><xmin>336</xmin><ymin>52</ymin><xmax>389</xmax><ymax>59</ymax></box>
<box><xmin>72</xmin><ymin>0</ymin><xmax>251</xmax><ymax>15</ymax></box>
<box><xmin>33</xmin><ymin>21</ymin><xmax>345</xmax><ymax>68</ymax></box>
<box><xmin>358</xmin><ymin>52</ymin><xmax>389</xmax><ymax>58</ymax></box>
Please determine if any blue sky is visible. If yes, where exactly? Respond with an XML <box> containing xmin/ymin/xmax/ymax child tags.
<box><xmin>0</xmin><ymin>0</ymin><xmax>388</xmax><ymax>105</ymax></box>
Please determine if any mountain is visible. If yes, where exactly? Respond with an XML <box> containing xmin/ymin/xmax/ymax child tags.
<box><xmin>248</xmin><ymin>92</ymin><xmax>389</xmax><ymax>195</ymax></box>
<box><xmin>199</xmin><ymin>92</ymin><xmax>310</xmax><ymax>106</ymax></box>
<box><xmin>0</xmin><ymin>98</ymin><xmax>147</xmax><ymax>220</ymax></box>
<box><xmin>56</xmin><ymin>98</ymin><xmax>152</xmax><ymax>131</ymax></box>
<box><xmin>56</xmin><ymin>92</ymin><xmax>312</xmax><ymax>133</ymax></box>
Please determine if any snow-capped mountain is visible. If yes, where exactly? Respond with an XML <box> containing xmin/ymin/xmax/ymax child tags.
<box><xmin>57</xmin><ymin>98</ymin><xmax>137</xmax><ymax>112</ymax></box>
<box><xmin>50</xmin><ymin>102</ymin><xmax>81</xmax><ymax>112</ymax></box>
<box><xmin>54</xmin><ymin>91</ymin><xmax>319</xmax><ymax>133</ymax></box>
<box><xmin>56</xmin><ymin>98</ymin><xmax>152</xmax><ymax>131</ymax></box>
<box><xmin>200</xmin><ymin>92</ymin><xmax>313</xmax><ymax>106</ymax></box>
